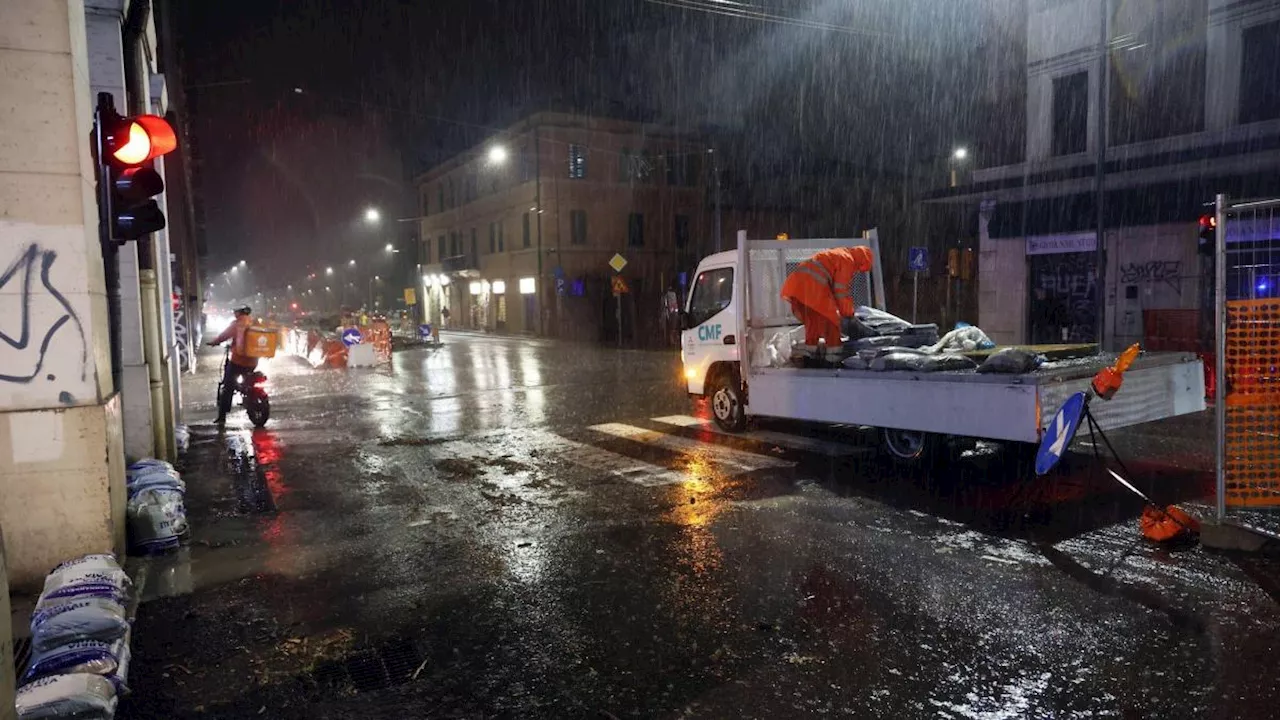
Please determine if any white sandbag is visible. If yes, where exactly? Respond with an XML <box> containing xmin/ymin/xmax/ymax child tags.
<box><xmin>22</xmin><ymin>632</ymin><xmax>130</xmax><ymax>692</ymax></box>
<box><xmin>127</xmin><ymin>487</ymin><xmax>186</xmax><ymax>554</ymax></box>
<box><xmin>854</xmin><ymin>306</ymin><xmax>912</xmax><ymax>335</ymax></box>
<box><xmin>927</xmin><ymin>325</ymin><xmax>995</xmax><ymax>354</ymax></box>
<box><xmin>30</xmin><ymin>597</ymin><xmax>129</xmax><ymax>652</ymax></box>
<box><xmin>41</xmin><ymin>554</ymin><xmax>130</xmax><ymax>603</ymax></box>
<box><xmin>15</xmin><ymin>673</ymin><xmax>117</xmax><ymax>719</ymax></box>
<box><xmin>767</xmin><ymin>326</ymin><xmax>802</xmax><ymax>368</ymax></box>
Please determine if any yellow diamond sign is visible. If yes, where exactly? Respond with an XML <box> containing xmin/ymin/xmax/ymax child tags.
<box><xmin>609</xmin><ymin>253</ymin><xmax>627</xmax><ymax>273</ymax></box>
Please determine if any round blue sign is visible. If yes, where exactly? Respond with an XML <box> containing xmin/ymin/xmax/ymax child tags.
<box><xmin>418</xmin><ymin>323</ymin><xmax>432</xmax><ymax>339</ymax></box>
<box><xmin>1035</xmin><ymin>391</ymin><xmax>1088</xmax><ymax>475</ymax></box>
<box><xmin>341</xmin><ymin>327</ymin><xmax>364</xmax><ymax>347</ymax></box>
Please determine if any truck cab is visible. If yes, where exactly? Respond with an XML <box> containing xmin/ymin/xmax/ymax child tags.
<box><xmin>680</xmin><ymin>250</ymin><xmax>743</xmax><ymax>427</ymax></box>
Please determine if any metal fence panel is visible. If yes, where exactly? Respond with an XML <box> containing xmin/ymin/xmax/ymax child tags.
<box><xmin>1217</xmin><ymin>195</ymin><xmax>1280</xmax><ymax>538</ymax></box>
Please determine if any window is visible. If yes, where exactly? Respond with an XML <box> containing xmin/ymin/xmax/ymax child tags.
<box><xmin>570</xmin><ymin>210</ymin><xmax>587</xmax><ymax>245</ymax></box>
<box><xmin>1052</xmin><ymin>71</ymin><xmax>1089</xmax><ymax>156</ymax></box>
<box><xmin>421</xmin><ymin>238</ymin><xmax>431</xmax><ymax>264</ymax></box>
<box><xmin>1240</xmin><ymin>19</ymin><xmax>1280</xmax><ymax>124</ymax></box>
<box><xmin>568</xmin><ymin>144</ymin><xmax>587</xmax><ymax>179</ymax></box>
<box><xmin>438</xmin><ymin>235</ymin><xmax>446</xmax><ymax>260</ymax></box>
<box><xmin>421</xmin><ymin>190</ymin><xmax>430</xmax><ymax>217</ymax></box>
<box><xmin>674</xmin><ymin>214</ymin><xmax>690</xmax><ymax>249</ymax></box>
<box><xmin>470</xmin><ymin>228</ymin><xmax>478</xmax><ymax>264</ymax></box>
<box><xmin>519</xmin><ymin>146</ymin><xmax>535</xmax><ymax>182</ymax></box>
<box><xmin>688</xmin><ymin>268</ymin><xmax>733</xmax><ymax>327</ymax></box>
<box><xmin>628</xmin><ymin>212</ymin><xmax>644</xmax><ymax>247</ymax></box>
<box><xmin>522</xmin><ymin>212</ymin><xmax>531</xmax><ymax>248</ymax></box>
<box><xmin>465</xmin><ymin>174</ymin><xmax>477</xmax><ymax>202</ymax></box>
<box><xmin>666</xmin><ymin>153</ymin><xmax>699</xmax><ymax>185</ymax></box>
<box><xmin>437</xmin><ymin>185</ymin><xmax>444</xmax><ymax>213</ymax></box>
<box><xmin>450</xmin><ymin>231</ymin><xmax>459</xmax><ymax>257</ymax></box>
<box><xmin>619</xmin><ymin>147</ymin><xmax>631</xmax><ymax>181</ymax></box>
<box><xmin>446</xmin><ymin>180</ymin><xmax>455</xmax><ymax>209</ymax></box>
<box><xmin>1108</xmin><ymin>0</ymin><xmax>1205</xmax><ymax>144</ymax></box>
<box><xmin>498</xmin><ymin>221</ymin><xmax>505</xmax><ymax>252</ymax></box>
<box><xmin>488</xmin><ymin>223</ymin><xmax>496</xmax><ymax>254</ymax></box>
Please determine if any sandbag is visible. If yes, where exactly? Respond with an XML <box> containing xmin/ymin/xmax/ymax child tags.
<box><xmin>921</xmin><ymin>353</ymin><xmax>979</xmax><ymax>372</ymax></box>
<box><xmin>30</xmin><ymin>597</ymin><xmax>129</xmax><ymax>652</ymax></box>
<box><xmin>854</xmin><ymin>306</ymin><xmax>912</xmax><ymax>335</ymax></box>
<box><xmin>22</xmin><ymin>634</ymin><xmax>130</xmax><ymax>692</ymax></box>
<box><xmin>15</xmin><ymin>674</ymin><xmax>118</xmax><ymax>719</ymax></box>
<box><xmin>841</xmin><ymin>355</ymin><xmax>868</xmax><ymax>370</ymax></box>
<box><xmin>870</xmin><ymin>351</ymin><xmax>977</xmax><ymax>372</ymax></box>
<box><xmin>41</xmin><ymin>554</ymin><xmax>130</xmax><ymax>603</ymax></box>
<box><xmin>977</xmin><ymin>348</ymin><xmax>1044</xmax><ymax>374</ymax></box>
<box><xmin>870</xmin><ymin>352</ymin><xmax>931</xmax><ymax>371</ymax></box>
<box><xmin>127</xmin><ymin>487</ymin><xmax>186</xmax><ymax>554</ymax></box>
<box><xmin>928</xmin><ymin>325</ymin><xmax>995</xmax><ymax>354</ymax></box>
<box><xmin>1141</xmin><ymin>505</ymin><xmax>1201</xmax><ymax>543</ymax></box>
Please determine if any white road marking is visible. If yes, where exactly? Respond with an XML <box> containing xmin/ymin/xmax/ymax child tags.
<box><xmin>588</xmin><ymin>422</ymin><xmax>794</xmax><ymax>471</ymax></box>
<box><xmin>651</xmin><ymin>415</ymin><xmax>869</xmax><ymax>457</ymax></box>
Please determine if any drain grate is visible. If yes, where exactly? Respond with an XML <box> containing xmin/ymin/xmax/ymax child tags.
<box><xmin>309</xmin><ymin>638</ymin><xmax>424</xmax><ymax>694</ymax></box>
<box><xmin>13</xmin><ymin>636</ymin><xmax>32</xmax><ymax>679</ymax></box>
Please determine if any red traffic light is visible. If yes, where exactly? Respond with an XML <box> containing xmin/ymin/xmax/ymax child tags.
<box><xmin>290</xmin><ymin>302</ymin><xmax>299</xmax><ymax>310</ymax></box>
<box><xmin>110</xmin><ymin>115</ymin><xmax>177</xmax><ymax>165</ymax></box>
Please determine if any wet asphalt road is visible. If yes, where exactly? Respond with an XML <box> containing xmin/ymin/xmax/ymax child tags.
<box><xmin>123</xmin><ymin>333</ymin><xmax>1279</xmax><ymax>719</ymax></box>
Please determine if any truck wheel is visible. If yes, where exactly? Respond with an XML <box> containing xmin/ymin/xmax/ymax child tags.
<box><xmin>881</xmin><ymin>428</ymin><xmax>944</xmax><ymax>467</ymax></box>
<box><xmin>709</xmin><ymin>373</ymin><xmax>747</xmax><ymax>433</ymax></box>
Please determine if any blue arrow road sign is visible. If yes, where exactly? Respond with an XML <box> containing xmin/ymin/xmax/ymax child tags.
<box><xmin>341</xmin><ymin>327</ymin><xmax>364</xmax><ymax>347</ymax></box>
<box><xmin>1035</xmin><ymin>391</ymin><xmax>1088</xmax><ymax>475</ymax></box>
<box><xmin>908</xmin><ymin>246</ymin><xmax>929</xmax><ymax>272</ymax></box>
<box><xmin>418</xmin><ymin>324</ymin><xmax>432</xmax><ymax>340</ymax></box>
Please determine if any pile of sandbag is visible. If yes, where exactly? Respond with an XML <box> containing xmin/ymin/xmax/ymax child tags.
<box><xmin>125</xmin><ymin>459</ymin><xmax>188</xmax><ymax>555</ymax></box>
<box><xmin>843</xmin><ymin>346</ymin><xmax>977</xmax><ymax>372</ymax></box>
<box><xmin>843</xmin><ymin>307</ymin><xmax>939</xmax><ymax>352</ymax></box>
<box><xmin>15</xmin><ymin>554</ymin><xmax>133</xmax><ymax>719</ymax></box>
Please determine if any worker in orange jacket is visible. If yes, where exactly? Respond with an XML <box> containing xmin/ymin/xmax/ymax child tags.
<box><xmin>780</xmin><ymin>246</ymin><xmax>874</xmax><ymax>346</ymax></box>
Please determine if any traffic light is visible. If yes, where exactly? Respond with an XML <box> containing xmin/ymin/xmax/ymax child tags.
<box><xmin>1197</xmin><ymin>213</ymin><xmax>1217</xmax><ymax>256</ymax></box>
<box><xmin>93</xmin><ymin>93</ymin><xmax>177</xmax><ymax>242</ymax></box>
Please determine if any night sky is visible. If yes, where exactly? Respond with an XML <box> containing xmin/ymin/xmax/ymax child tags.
<box><xmin>175</xmin><ymin>0</ymin><xmax>1007</xmax><ymax>295</ymax></box>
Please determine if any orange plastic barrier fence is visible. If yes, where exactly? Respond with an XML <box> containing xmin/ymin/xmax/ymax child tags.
<box><xmin>1224</xmin><ymin>298</ymin><xmax>1280</xmax><ymax>507</ymax></box>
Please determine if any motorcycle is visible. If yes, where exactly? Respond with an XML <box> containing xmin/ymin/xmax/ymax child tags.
<box><xmin>215</xmin><ymin>346</ymin><xmax>271</xmax><ymax>427</ymax></box>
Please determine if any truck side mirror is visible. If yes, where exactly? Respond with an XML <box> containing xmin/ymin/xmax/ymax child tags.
<box><xmin>680</xmin><ymin>310</ymin><xmax>691</xmax><ymax>330</ymax></box>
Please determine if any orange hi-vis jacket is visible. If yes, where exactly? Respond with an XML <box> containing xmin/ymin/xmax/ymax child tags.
<box><xmin>780</xmin><ymin>247</ymin><xmax>875</xmax><ymax>338</ymax></box>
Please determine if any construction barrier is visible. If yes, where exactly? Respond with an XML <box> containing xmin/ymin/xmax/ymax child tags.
<box><xmin>1224</xmin><ymin>297</ymin><xmax>1280</xmax><ymax>508</ymax></box>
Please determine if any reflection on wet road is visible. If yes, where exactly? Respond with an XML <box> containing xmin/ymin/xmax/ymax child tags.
<box><xmin>125</xmin><ymin>333</ymin><xmax>1280</xmax><ymax>719</ymax></box>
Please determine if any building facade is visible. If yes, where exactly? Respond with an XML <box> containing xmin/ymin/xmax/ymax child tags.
<box><xmin>415</xmin><ymin>113</ymin><xmax>783</xmax><ymax>345</ymax></box>
<box><xmin>928</xmin><ymin>0</ymin><xmax>1280</xmax><ymax>349</ymax></box>
<box><xmin>0</xmin><ymin>0</ymin><xmax>194</xmax><ymax>590</ymax></box>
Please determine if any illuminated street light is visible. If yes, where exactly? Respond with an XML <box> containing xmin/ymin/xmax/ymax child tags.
<box><xmin>348</xmin><ymin>259</ymin><xmax>356</xmax><ymax>267</ymax></box>
<box><xmin>326</xmin><ymin>266</ymin><xmax>334</xmax><ymax>275</ymax></box>
<box><xmin>385</xmin><ymin>243</ymin><xmax>397</xmax><ymax>253</ymax></box>
<box><xmin>487</xmin><ymin>145</ymin><xmax>508</xmax><ymax>165</ymax></box>
<box><xmin>364</xmin><ymin>207</ymin><xmax>381</xmax><ymax>224</ymax></box>
<box><xmin>953</xmin><ymin>147</ymin><xmax>969</xmax><ymax>160</ymax></box>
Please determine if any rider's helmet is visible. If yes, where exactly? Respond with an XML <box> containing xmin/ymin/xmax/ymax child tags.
<box><xmin>234</xmin><ymin>306</ymin><xmax>251</xmax><ymax>316</ymax></box>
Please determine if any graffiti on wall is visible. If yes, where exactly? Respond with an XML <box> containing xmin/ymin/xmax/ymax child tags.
<box><xmin>1119</xmin><ymin>260</ymin><xmax>1182</xmax><ymax>294</ymax></box>
<box><xmin>0</xmin><ymin>244</ymin><xmax>88</xmax><ymax>403</ymax></box>
<box><xmin>172</xmin><ymin>285</ymin><xmax>195</xmax><ymax>373</ymax></box>
<box><xmin>1030</xmin><ymin>252</ymin><xmax>1097</xmax><ymax>343</ymax></box>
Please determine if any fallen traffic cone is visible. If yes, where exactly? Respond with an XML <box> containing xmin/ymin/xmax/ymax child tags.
<box><xmin>1140</xmin><ymin>505</ymin><xmax>1201</xmax><ymax>543</ymax></box>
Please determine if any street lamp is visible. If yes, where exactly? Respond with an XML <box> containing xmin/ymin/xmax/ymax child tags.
<box><xmin>385</xmin><ymin>243</ymin><xmax>397</xmax><ymax>254</ymax></box>
<box><xmin>348</xmin><ymin>259</ymin><xmax>356</xmax><ymax>267</ymax></box>
<box><xmin>487</xmin><ymin>145</ymin><xmax>508</xmax><ymax>165</ymax></box>
<box><xmin>239</xmin><ymin>260</ymin><xmax>247</xmax><ymax>267</ymax></box>
<box><xmin>949</xmin><ymin>147</ymin><xmax>971</xmax><ymax>188</ymax></box>
<box><xmin>364</xmin><ymin>207</ymin><xmax>381</xmax><ymax>224</ymax></box>
<box><xmin>325</xmin><ymin>266</ymin><xmax>334</xmax><ymax>275</ymax></box>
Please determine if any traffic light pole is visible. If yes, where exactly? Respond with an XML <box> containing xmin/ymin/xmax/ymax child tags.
<box><xmin>95</xmin><ymin>93</ymin><xmax>124</xmax><ymax>394</ymax></box>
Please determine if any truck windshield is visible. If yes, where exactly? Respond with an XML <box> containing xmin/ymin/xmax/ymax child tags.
<box><xmin>688</xmin><ymin>268</ymin><xmax>733</xmax><ymax>327</ymax></box>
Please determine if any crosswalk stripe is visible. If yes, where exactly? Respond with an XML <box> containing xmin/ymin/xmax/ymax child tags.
<box><xmin>651</xmin><ymin>415</ymin><xmax>869</xmax><ymax>457</ymax></box>
<box><xmin>588</xmin><ymin>422</ymin><xmax>794</xmax><ymax>471</ymax></box>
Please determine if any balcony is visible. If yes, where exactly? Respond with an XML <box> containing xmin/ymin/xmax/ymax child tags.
<box><xmin>442</xmin><ymin>254</ymin><xmax>478</xmax><ymax>275</ymax></box>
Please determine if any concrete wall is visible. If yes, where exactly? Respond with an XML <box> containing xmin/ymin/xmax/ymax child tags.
<box><xmin>0</xmin><ymin>0</ymin><xmax>127</xmax><ymax>590</ymax></box>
